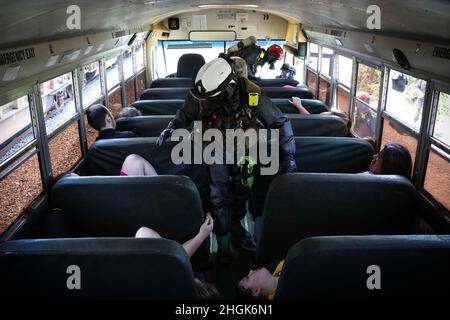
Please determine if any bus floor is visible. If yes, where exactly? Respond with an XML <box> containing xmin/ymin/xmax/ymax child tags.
<box><xmin>207</xmin><ymin>213</ymin><xmax>256</xmax><ymax>299</ymax></box>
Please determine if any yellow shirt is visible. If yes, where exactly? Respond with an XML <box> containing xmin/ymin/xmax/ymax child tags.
<box><xmin>268</xmin><ymin>260</ymin><xmax>285</xmax><ymax>300</ymax></box>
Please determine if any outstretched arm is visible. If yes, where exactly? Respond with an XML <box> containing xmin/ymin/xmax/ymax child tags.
<box><xmin>289</xmin><ymin>97</ymin><xmax>310</xmax><ymax>114</ymax></box>
<box><xmin>183</xmin><ymin>214</ymin><xmax>214</xmax><ymax>258</ymax></box>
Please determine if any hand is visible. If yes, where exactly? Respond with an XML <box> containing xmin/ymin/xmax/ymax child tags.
<box><xmin>199</xmin><ymin>214</ymin><xmax>214</xmax><ymax>238</ymax></box>
<box><xmin>289</xmin><ymin>97</ymin><xmax>308</xmax><ymax>114</ymax></box>
<box><xmin>156</xmin><ymin>128</ymin><xmax>173</xmax><ymax>147</ymax></box>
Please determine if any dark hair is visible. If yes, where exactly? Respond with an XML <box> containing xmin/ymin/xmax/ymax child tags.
<box><xmin>236</xmin><ymin>283</ymin><xmax>256</xmax><ymax>300</ymax></box>
<box><xmin>85</xmin><ymin>104</ymin><xmax>109</xmax><ymax>131</ymax></box>
<box><xmin>195</xmin><ymin>279</ymin><xmax>221</xmax><ymax>300</ymax></box>
<box><xmin>117</xmin><ymin>107</ymin><xmax>142</xmax><ymax>119</ymax></box>
<box><xmin>380</xmin><ymin>143</ymin><xmax>413</xmax><ymax>180</ymax></box>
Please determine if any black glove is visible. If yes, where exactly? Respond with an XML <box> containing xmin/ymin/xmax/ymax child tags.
<box><xmin>156</xmin><ymin>128</ymin><xmax>173</xmax><ymax>147</ymax></box>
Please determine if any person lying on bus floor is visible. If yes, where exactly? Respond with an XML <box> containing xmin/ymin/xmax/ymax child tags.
<box><xmin>85</xmin><ymin>104</ymin><xmax>138</xmax><ymax>141</ymax></box>
<box><xmin>120</xmin><ymin>154</ymin><xmax>157</xmax><ymax>176</ymax></box>
<box><xmin>289</xmin><ymin>96</ymin><xmax>352</xmax><ymax>132</ymax></box>
<box><xmin>365</xmin><ymin>143</ymin><xmax>413</xmax><ymax>181</ymax></box>
<box><xmin>135</xmin><ymin>214</ymin><xmax>214</xmax><ymax>259</ymax></box>
<box><xmin>237</xmin><ymin>260</ymin><xmax>284</xmax><ymax>300</ymax></box>
<box><xmin>117</xmin><ymin>106</ymin><xmax>142</xmax><ymax>120</ymax></box>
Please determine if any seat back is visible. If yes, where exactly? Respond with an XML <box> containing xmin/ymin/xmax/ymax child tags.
<box><xmin>116</xmin><ymin>115</ymin><xmax>173</xmax><ymax>137</ymax></box>
<box><xmin>150</xmin><ymin>78</ymin><xmax>194</xmax><ymax>88</ymax></box>
<box><xmin>276</xmin><ymin>235</ymin><xmax>450</xmax><ymax>299</ymax></box>
<box><xmin>51</xmin><ymin>175</ymin><xmax>204</xmax><ymax>241</ymax></box>
<box><xmin>116</xmin><ymin>115</ymin><xmax>348</xmax><ymax>138</ymax></box>
<box><xmin>254</xmin><ymin>79</ymin><xmax>299</xmax><ymax>87</ymax></box>
<box><xmin>176</xmin><ymin>53</ymin><xmax>205</xmax><ymax>78</ymax></box>
<box><xmin>272</xmin><ymin>98</ymin><xmax>327</xmax><ymax>114</ymax></box>
<box><xmin>256</xmin><ymin>173</ymin><xmax>418</xmax><ymax>266</ymax></box>
<box><xmin>249</xmin><ymin>137</ymin><xmax>374</xmax><ymax>217</ymax></box>
<box><xmin>132</xmin><ymin>99</ymin><xmax>327</xmax><ymax>116</ymax></box>
<box><xmin>140</xmin><ymin>88</ymin><xmax>191</xmax><ymax>100</ymax></box>
<box><xmin>132</xmin><ymin>99</ymin><xmax>185</xmax><ymax>115</ymax></box>
<box><xmin>85</xmin><ymin>138</ymin><xmax>210</xmax><ymax>213</ymax></box>
<box><xmin>140</xmin><ymin>87</ymin><xmax>315</xmax><ymax>101</ymax></box>
<box><xmin>263</xmin><ymin>87</ymin><xmax>314</xmax><ymax>99</ymax></box>
<box><xmin>287</xmin><ymin>114</ymin><xmax>348</xmax><ymax>137</ymax></box>
<box><xmin>0</xmin><ymin>238</ymin><xmax>197</xmax><ymax>300</ymax></box>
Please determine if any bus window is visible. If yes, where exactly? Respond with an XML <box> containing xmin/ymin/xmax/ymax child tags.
<box><xmin>424</xmin><ymin>91</ymin><xmax>450</xmax><ymax>211</ymax></box>
<box><xmin>225</xmin><ymin>41</ymin><xmax>239</xmax><ymax>51</ymax></box>
<box><xmin>123</xmin><ymin>48</ymin><xmax>134</xmax><ymax>80</ymax></box>
<box><xmin>336</xmin><ymin>55</ymin><xmax>353</xmax><ymax>114</ymax></box>
<box><xmin>0</xmin><ymin>96</ymin><xmax>34</xmax><ymax>164</ymax></box>
<box><xmin>308</xmin><ymin>43</ymin><xmax>319</xmax><ymax>71</ymax></box>
<box><xmin>294</xmin><ymin>57</ymin><xmax>305</xmax><ymax>85</ymax></box>
<box><xmin>125</xmin><ymin>78</ymin><xmax>136</xmax><ymax>106</ymax></box>
<box><xmin>108</xmin><ymin>87</ymin><xmax>122</xmax><ymax>118</ymax></box>
<box><xmin>318</xmin><ymin>47</ymin><xmax>334</xmax><ymax>105</ymax></box>
<box><xmin>433</xmin><ymin>92</ymin><xmax>450</xmax><ymax>147</ymax></box>
<box><xmin>136</xmin><ymin>72</ymin><xmax>146</xmax><ymax>98</ymax></box>
<box><xmin>80</xmin><ymin>62</ymin><xmax>102</xmax><ymax>108</ymax></box>
<box><xmin>386</xmin><ymin>71</ymin><xmax>426</xmax><ymax>131</ymax></box>
<box><xmin>320</xmin><ymin>47</ymin><xmax>334</xmax><ymax>78</ymax></box>
<box><xmin>40</xmin><ymin>73</ymin><xmax>77</xmax><ymax>135</ymax></box>
<box><xmin>0</xmin><ymin>154</ymin><xmax>42</xmax><ymax>235</ymax></box>
<box><xmin>424</xmin><ymin>147</ymin><xmax>450</xmax><ymax>211</ymax></box>
<box><xmin>255</xmin><ymin>40</ymin><xmax>286</xmax><ymax>79</ymax></box>
<box><xmin>136</xmin><ymin>44</ymin><xmax>146</xmax><ymax>71</ymax></box>
<box><xmin>106</xmin><ymin>56</ymin><xmax>120</xmax><ymax>90</ymax></box>
<box><xmin>157</xmin><ymin>41</ymin><xmax>224</xmax><ymax>78</ymax></box>
<box><xmin>352</xmin><ymin>63</ymin><xmax>381</xmax><ymax>139</ymax></box>
<box><xmin>48</xmin><ymin>122</ymin><xmax>82</xmax><ymax>177</ymax></box>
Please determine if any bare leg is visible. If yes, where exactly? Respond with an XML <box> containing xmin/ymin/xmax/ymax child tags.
<box><xmin>121</xmin><ymin>154</ymin><xmax>158</xmax><ymax>176</ymax></box>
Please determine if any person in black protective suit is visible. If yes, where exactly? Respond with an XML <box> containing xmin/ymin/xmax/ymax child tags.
<box><xmin>228</xmin><ymin>36</ymin><xmax>285</xmax><ymax>79</ymax></box>
<box><xmin>157</xmin><ymin>55</ymin><xmax>297</xmax><ymax>262</ymax></box>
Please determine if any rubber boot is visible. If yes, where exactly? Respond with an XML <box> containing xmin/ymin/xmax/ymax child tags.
<box><xmin>231</xmin><ymin>221</ymin><xmax>256</xmax><ymax>251</ymax></box>
<box><xmin>216</xmin><ymin>233</ymin><xmax>232</xmax><ymax>265</ymax></box>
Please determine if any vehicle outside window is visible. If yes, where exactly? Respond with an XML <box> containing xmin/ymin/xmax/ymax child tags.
<box><xmin>40</xmin><ymin>73</ymin><xmax>77</xmax><ymax>135</ymax></box>
<box><xmin>106</xmin><ymin>56</ymin><xmax>120</xmax><ymax>90</ymax></box>
<box><xmin>80</xmin><ymin>61</ymin><xmax>102</xmax><ymax>108</ymax></box>
<box><xmin>0</xmin><ymin>96</ymin><xmax>33</xmax><ymax>164</ymax></box>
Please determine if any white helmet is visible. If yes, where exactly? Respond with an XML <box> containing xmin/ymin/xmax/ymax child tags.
<box><xmin>192</xmin><ymin>57</ymin><xmax>236</xmax><ymax>99</ymax></box>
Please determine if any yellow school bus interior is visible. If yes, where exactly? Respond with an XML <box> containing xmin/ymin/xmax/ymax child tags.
<box><xmin>0</xmin><ymin>1</ymin><xmax>449</xmax><ymax>300</ymax></box>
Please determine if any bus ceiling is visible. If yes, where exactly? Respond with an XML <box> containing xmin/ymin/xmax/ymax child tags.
<box><xmin>0</xmin><ymin>0</ymin><xmax>449</xmax><ymax>49</ymax></box>
<box><xmin>0</xmin><ymin>1</ymin><xmax>449</xmax><ymax>89</ymax></box>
